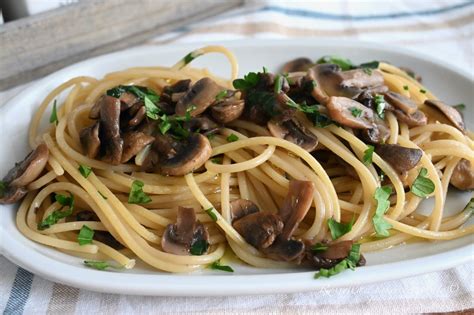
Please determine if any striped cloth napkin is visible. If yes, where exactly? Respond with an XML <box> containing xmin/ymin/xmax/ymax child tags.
<box><xmin>1</xmin><ymin>0</ymin><xmax>473</xmax><ymax>314</ymax></box>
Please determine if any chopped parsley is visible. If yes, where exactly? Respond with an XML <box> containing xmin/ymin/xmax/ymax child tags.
<box><xmin>316</xmin><ymin>55</ymin><xmax>353</xmax><ymax>71</ymax></box>
<box><xmin>205</xmin><ymin>207</ymin><xmax>218</xmax><ymax>222</ymax></box>
<box><xmin>262</xmin><ymin>66</ymin><xmax>269</xmax><ymax>73</ymax></box>
<box><xmin>452</xmin><ymin>103</ymin><xmax>465</xmax><ymax>111</ymax></box>
<box><xmin>363</xmin><ymin>145</ymin><xmax>375</xmax><ymax>166</ymax></box>
<box><xmin>182</xmin><ymin>51</ymin><xmax>203</xmax><ymax>66</ymax></box>
<box><xmin>274</xmin><ymin>74</ymin><xmax>284</xmax><ymax>94</ymax></box>
<box><xmin>374</xmin><ymin>94</ymin><xmax>386</xmax><ymax>119</ymax></box>
<box><xmin>0</xmin><ymin>180</ymin><xmax>6</xmax><ymax>197</ymax></box>
<box><xmin>49</xmin><ymin>100</ymin><xmax>58</xmax><ymax>125</ymax></box>
<box><xmin>209</xmin><ymin>260</ymin><xmax>234</xmax><ymax>272</ymax></box>
<box><xmin>84</xmin><ymin>260</ymin><xmax>110</xmax><ymax>270</ymax></box>
<box><xmin>215</xmin><ymin>90</ymin><xmax>228</xmax><ymax>101</ymax></box>
<box><xmin>37</xmin><ymin>193</ymin><xmax>75</xmax><ymax>230</ymax></box>
<box><xmin>463</xmin><ymin>198</ymin><xmax>474</xmax><ymax>214</ymax></box>
<box><xmin>372</xmin><ymin>186</ymin><xmax>393</xmax><ymax>237</ymax></box>
<box><xmin>314</xmin><ymin>243</ymin><xmax>361</xmax><ymax>278</ymax></box>
<box><xmin>78</xmin><ymin>164</ymin><xmax>92</xmax><ymax>178</ymax></box>
<box><xmin>77</xmin><ymin>225</ymin><xmax>94</xmax><ymax>245</ymax></box>
<box><xmin>233</xmin><ymin>72</ymin><xmax>259</xmax><ymax>91</ymax></box>
<box><xmin>98</xmin><ymin>191</ymin><xmax>108</xmax><ymax>200</ymax></box>
<box><xmin>359</xmin><ymin>60</ymin><xmax>379</xmax><ymax>70</ymax></box>
<box><xmin>311</xmin><ymin>243</ymin><xmax>329</xmax><ymax>252</ymax></box>
<box><xmin>327</xmin><ymin>216</ymin><xmax>355</xmax><ymax>240</ymax></box>
<box><xmin>158</xmin><ymin>114</ymin><xmax>172</xmax><ymax>134</ymax></box>
<box><xmin>128</xmin><ymin>180</ymin><xmax>151</xmax><ymax>204</ymax></box>
<box><xmin>403</xmin><ymin>85</ymin><xmax>409</xmax><ymax>91</ymax></box>
<box><xmin>419</xmin><ymin>89</ymin><xmax>426</xmax><ymax>94</ymax></box>
<box><xmin>190</xmin><ymin>239</ymin><xmax>209</xmax><ymax>255</ymax></box>
<box><xmin>350</xmin><ymin>107</ymin><xmax>362</xmax><ymax>117</ymax></box>
<box><xmin>410</xmin><ymin>167</ymin><xmax>435</xmax><ymax>198</ymax></box>
<box><xmin>211</xmin><ymin>157</ymin><xmax>222</xmax><ymax>164</ymax></box>
<box><xmin>226</xmin><ymin>134</ymin><xmax>239</xmax><ymax>142</ymax></box>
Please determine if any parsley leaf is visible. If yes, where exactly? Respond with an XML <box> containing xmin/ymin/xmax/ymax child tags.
<box><xmin>359</xmin><ymin>61</ymin><xmax>379</xmax><ymax>70</ymax></box>
<box><xmin>37</xmin><ymin>193</ymin><xmax>75</xmax><ymax>230</ymax></box>
<box><xmin>274</xmin><ymin>74</ymin><xmax>284</xmax><ymax>94</ymax></box>
<box><xmin>403</xmin><ymin>85</ymin><xmax>409</xmax><ymax>91</ymax></box>
<box><xmin>158</xmin><ymin>114</ymin><xmax>172</xmax><ymax>134</ymax></box>
<box><xmin>419</xmin><ymin>89</ymin><xmax>426</xmax><ymax>94</ymax></box>
<box><xmin>410</xmin><ymin>167</ymin><xmax>435</xmax><ymax>197</ymax></box>
<box><xmin>78</xmin><ymin>224</ymin><xmax>94</xmax><ymax>245</ymax></box>
<box><xmin>233</xmin><ymin>72</ymin><xmax>259</xmax><ymax>91</ymax></box>
<box><xmin>182</xmin><ymin>51</ymin><xmax>203</xmax><ymax>65</ymax></box>
<box><xmin>84</xmin><ymin>260</ymin><xmax>110</xmax><ymax>270</ymax></box>
<box><xmin>374</xmin><ymin>94</ymin><xmax>386</xmax><ymax>119</ymax></box>
<box><xmin>372</xmin><ymin>186</ymin><xmax>393</xmax><ymax>237</ymax></box>
<box><xmin>314</xmin><ymin>243</ymin><xmax>361</xmax><ymax>278</ymax></box>
<box><xmin>363</xmin><ymin>145</ymin><xmax>375</xmax><ymax>166</ymax></box>
<box><xmin>227</xmin><ymin>134</ymin><xmax>239</xmax><ymax>142</ymax></box>
<box><xmin>209</xmin><ymin>260</ymin><xmax>234</xmax><ymax>272</ymax></box>
<box><xmin>328</xmin><ymin>216</ymin><xmax>355</xmax><ymax>240</ymax></box>
<box><xmin>0</xmin><ymin>180</ymin><xmax>6</xmax><ymax>198</ymax></box>
<box><xmin>452</xmin><ymin>103</ymin><xmax>465</xmax><ymax>111</ymax></box>
<box><xmin>78</xmin><ymin>164</ymin><xmax>92</xmax><ymax>178</ymax></box>
<box><xmin>205</xmin><ymin>207</ymin><xmax>218</xmax><ymax>222</ymax></box>
<box><xmin>311</xmin><ymin>243</ymin><xmax>329</xmax><ymax>252</ymax></box>
<box><xmin>316</xmin><ymin>55</ymin><xmax>354</xmax><ymax>71</ymax></box>
<box><xmin>463</xmin><ymin>198</ymin><xmax>474</xmax><ymax>214</ymax></box>
<box><xmin>98</xmin><ymin>191</ymin><xmax>108</xmax><ymax>199</ymax></box>
<box><xmin>190</xmin><ymin>239</ymin><xmax>209</xmax><ymax>255</ymax></box>
<box><xmin>215</xmin><ymin>90</ymin><xmax>228</xmax><ymax>101</ymax></box>
<box><xmin>128</xmin><ymin>180</ymin><xmax>151</xmax><ymax>204</ymax></box>
<box><xmin>144</xmin><ymin>96</ymin><xmax>160</xmax><ymax>120</ymax></box>
<box><xmin>350</xmin><ymin>107</ymin><xmax>362</xmax><ymax>117</ymax></box>
<box><xmin>49</xmin><ymin>100</ymin><xmax>58</xmax><ymax>125</ymax></box>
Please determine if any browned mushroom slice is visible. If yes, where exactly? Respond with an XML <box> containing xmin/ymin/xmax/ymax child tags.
<box><xmin>267</xmin><ymin>118</ymin><xmax>318</xmax><ymax>152</ymax></box>
<box><xmin>232</xmin><ymin>212</ymin><xmax>284</xmax><ymax>249</ymax></box>
<box><xmin>175</xmin><ymin>78</ymin><xmax>222</xmax><ymax>117</ymax></box>
<box><xmin>261</xmin><ymin>238</ymin><xmax>305</xmax><ymax>262</ymax></box>
<box><xmin>183</xmin><ymin>117</ymin><xmax>219</xmax><ymax>135</ymax></box>
<box><xmin>99</xmin><ymin>96</ymin><xmax>123</xmax><ymax>165</ymax></box>
<box><xmin>158</xmin><ymin>134</ymin><xmax>212</xmax><ymax>176</ymax></box>
<box><xmin>282</xmin><ymin>57</ymin><xmax>313</xmax><ymax>73</ymax></box>
<box><xmin>339</xmin><ymin>68</ymin><xmax>385</xmax><ymax>90</ymax></box>
<box><xmin>88</xmin><ymin>95</ymin><xmax>105</xmax><ymax>119</ymax></box>
<box><xmin>375</xmin><ymin>144</ymin><xmax>422</xmax><ymax>173</ymax></box>
<box><xmin>168</xmin><ymin>79</ymin><xmax>192</xmax><ymax>94</ymax></box>
<box><xmin>393</xmin><ymin>109</ymin><xmax>427</xmax><ymax>127</ymax></box>
<box><xmin>279</xmin><ymin>180</ymin><xmax>314</xmax><ymax>240</ymax></box>
<box><xmin>359</xmin><ymin>117</ymin><xmax>390</xmax><ymax>144</ymax></box>
<box><xmin>326</xmin><ymin>96</ymin><xmax>374</xmax><ymax>129</ymax></box>
<box><xmin>450</xmin><ymin>159</ymin><xmax>474</xmax><ymax>190</ymax></box>
<box><xmin>1</xmin><ymin>144</ymin><xmax>49</xmax><ymax>204</ymax></box>
<box><xmin>424</xmin><ymin>99</ymin><xmax>466</xmax><ymax>132</ymax></box>
<box><xmin>230</xmin><ymin>199</ymin><xmax>260</xmax><ymax>222</ymax></box>
<box><xmin>80</xmin><ymin>122</ymin><xmax>100</xmax><ymax>159</ymax></box>
<box><xmin>128</xmin><ymin>105</ymin><xmax>146</xmax><ymax>127</ymax></box>
<box><xmin>161</xmin><ymin>207</ymin><xmax>209</xmax><ymax>255</ymax></box>
<box><xmin>118</xmin><ymin>92</ymin><xmax>140</xmax><ymax>111</ymax></box>
<box><xmin>384</xmin><ymin>91</ymin><xmax>418</xmax><ymax>115</ymax></box>
<box><xmin>306</xmin><ymin>240</ymin><xmax>365</xmax><ymax>269</ymax></box>
<box><xmin>121</xmin><ymin>131</ymin><xmax>155</xmax><ymax>163</ymax></box>
<box><xmin>318</xmin><ymin>240</ymin><xmax>353</xmax><ymax>260</ymax></box>
<box><xmin>211</xmin><ymin>98</ymin><xmax>245</xmax><ymax>124</ymax></box>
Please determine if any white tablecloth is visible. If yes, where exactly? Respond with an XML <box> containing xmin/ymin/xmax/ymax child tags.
<box><xmin>1</xmin><ymin>0</ymin><xmax>473</xmax><ymax>313</ymax></box>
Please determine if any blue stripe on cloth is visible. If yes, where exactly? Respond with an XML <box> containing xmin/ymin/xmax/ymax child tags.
<box><xmin>3</xmin><ymin>268</ymin><xmax>34</xmax><ymax>315</ymax></box>
<box><xmin>258</xmin><ymin>1</ymin><xmax>474</xmax><ymax>21</ymax></box>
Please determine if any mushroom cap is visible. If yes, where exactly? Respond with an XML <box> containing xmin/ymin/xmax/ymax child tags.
<box><xmin>99</xmin><ymin>95</ymin><xmax>123</xmax><ymax>165</ymax></box>
<box><xmin>384</xmin><ymin>91</ymin><xmax>418</xmax><ymax>115</ymax></box>
<box><xmin>175</xmin><ymin>78</ymin><xmax>222</xmax><ymax>117</ymax></box>
<box><xmin>450</xmin><ymin>159</ymin><xmax>474</xmax><ymax>190</ymax></box>
<box><xmin>261</xmin><ymin>238</ymin><xmax>305</xmax><ymax>262</ymax></box>
<box><xmin>267</xmin><ymin>118</ymin><xmax>318</xmax><ymax>152</ymax></box>
<box><xmin>80</xmin><ymin>122</ymin><xmax>101</xmax><ymax>159</ymax></box>
<box><xmin>424</xmin><ymin>99</ymin><xmax>465</xmax><ymax>132</ymax></box>
<box><xmin>121</xmin><ymin>131</ymin><xmax>155</xmax><ymax>163</ymax></box>
<box><xmin>359</xmin><ymin>117</ymin><xmax>390</xmax><ymax>144</ymax></box>
<box><xmin>318</xmin><ymin>240</ymin><xmax>353</xmax><ymax>260</ymax></box>
<box><xmin>393</xmin><ymin>109</ymin><xmax>427</xmax><ymax>127</ymax></box>
<box><xmin>211</xmin><ymin>99</ymin><xmax>245</xmax><ymax>124</ymax></box>
<box><xmin>0</xmin><ymin>186</ymin><xmax>28</xmax><ymax>204</ymax></box>
<box><xmin>279</xmin><ymin>180</ymin><xmax>315</xmax><ymax>240</ymax></box>
<box><xmin>375</xmin><ymin>144</ymin><xmax>423</xmax><ymax>173</ymax></box>
<box><xmin>230</xmin><ymin>199</ymin><xmax>260</xmax><ymax>222</ymax></box>
<box><xmin>159</xmin><ymin>133</ymin><xmax>212</xmax><ymax>176</ymax></box>
<box><xmin>232</xmin><ymin>212</ymin><xmax>284</xmax><ymax>249</ymax></box>
<box><xmin>6</xmin><ymin>143</ymin><xmax>49</xmax><ymax>188</ymax></box>
<box><xmin>326</xmin><ymin>96</ymin><xmax>375</xmax><ymax>129</ymax></box>
<box><xmin>282</xmin><ymin>57</ymin><xmax>314</xmax><ymax>73</ymax></box>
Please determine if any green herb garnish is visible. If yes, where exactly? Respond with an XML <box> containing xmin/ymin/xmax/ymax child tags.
<box><xmin>359</xmin><ymin>61</ymin><xmax>379</xmax><ymax>70</ymax></box>
<box><xmin>215</xmin><ymin>90</ymin><xmax>228</xmax><ymax>101</ymax></box>
<box><xmin>316</xmin><ymin>55</ymin><xmax>354</xmax><ymax>71</ymax></box>
<box><xmin>190</xmin><ymin>239</ymin><xmax>209</xmax><ymax>255</ymax></box>
<box><xmin>78</xmin><ymin>164</ymin><xmax>92</xmax><ymax>178</ymax></box>
<box><xmin>37</xmin><ymin>193</ymin><xmax>75</xmax><ymax>230</ymax></box>
<box><xmin>363</xmin><ymin>145</ymin><xmax>375</xmax><ymax>166</ymax></box>
<box><xmin>410</xmin><ymin>167</ymin><xmax>435</xmax><ymax>198</ymax></box>
<box><xmin>452</xmin><ymin>103</ymin><xmax>465</xmax><ymax>111</ymax></box>
<box><xmin>226</xmin><ymin>134</ymin><xmax>239</xmax><ymax>142</ymax></box>
<box><xmin>205</xmin><ymin>207</ymin><xmax>218</xmax><ymax>222</ymax></box>
<box><xmin>128</xmin><ymin>180</ymin><xmax>151</xmax><ymax>204</ymax></box>
<box><xmin>350</xmin><ymin>107</ymin><xmax>362</xmax><ymax>117</ymax></box>
<box><xmin>0</xmin><ymin>180</ymin><xmax>6</xmax><ymax>197</ymax></box>
<box><xmin>233</xmin><ymin>72</ymin><xmax>260</xmax><ymax>91</ymax></box>
<box><xmin>209</xmin><ymin>260</ymin><xmax>234</xmax><ymax>272</ymax></box>
<box><xmin>98</xmin><ymin>191</ymin><xmax>108</xmax><ymax>200</ymax></box>
<box><xmin>327</xmin><ymin>216</ymin><xmax>355</xmax><ymax>240</ymax></box>
<box><xmin>314</xmin><ymin>243</ymin><xmax>361</xmax><ymax>278</ymax></box>
<box><xmin>311</xmin><ymin>243</ymin><xmax>329</xmax><ymax>252</ymax></box>
<box><xmin>78</xmin><ymin>224</ymin><xmax>94</xmax><ymax>245</ymax></box>
<box><xmin>84</xmin><ymin>260</ymin><xmax>110</xmax><ymax>270</ymax></box>
<box><xmin>49</xmin><ymin>100</ymin><xmax>58</xmax><ymax>125</ymax></box>
<box><xmin>419</xmin><ymin>89</ymin><xmax>426</xmax><ymax>94</ymax></box>
<box><xmin>374</xmin><ymin>94</ymin><xmax>386</xmax><ymax>119</ymax></box>
<box><xmin>463</xmin><ymin>198</ymin><xmax>474</xmax><ymax>214</ymax></box>
<box><xmin>403</xmin><ymin>85</ymin><xmax>409</xmax><ymax>91</ymax></box>
<box><xmin>372</xmin><ymin>186</ymin><xmax>393</xmax><ymax>237</ymax></box>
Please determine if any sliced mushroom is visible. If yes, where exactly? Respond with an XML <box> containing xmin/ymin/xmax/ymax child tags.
<box><xmin>121</xmin><ymin>131</ymin><xmax>155</xmax><ymax>163</ymax></box>
<box><xmin>279</xmin><ymin>180</ymin><xmax>314</xmax><ymax>240</ymax></box>
<box><xmin>118</xmin><ymin>92</ymin><xmax>140</xmax><ymax>111</ymax></box>
<box><xmin>384</xmin><ymin>91</ymin><xmax>418</xmax><ymax>115</ymax></box>
<box><xmin>450</xmin><ymin>159</ymin><xmax>474</xmax><ymax>190</ymax></box>
<box><xmin>166</xmin><ymin>79</ymin><xmax>192</xmax><ymax>94</ymax></box>
<box><xmin>306</xmin><ymin>240</ymin><xmax>365</xmax><ymax>269</ymax></box>
<box><xmin>183</xmin><ymin>116</ymin><xmax>219</xmax><ymax>135</ymax></box>
<box><xmin>261</xmin><ymin>238</ymin><xmax>305</xmax><ymax>262</ymax></box>
<box><xmin>318</xmin><ymin>240</ymin><xmax>353</xmax><ymax>260</ymax></box>
<box><xmin>393</xmin><ymin>109</ymin><xmax>427</xmax><ymax>127</ymax></box>
<box><xmin>128</xmin><ymin>105</ymin><xmax>146</xmax><ymax>127</ymax></box>
<box><xmin>339</xmin><ymin>68</ymin><xmax>385</xmax><ymax>91</ymax></box>
<box><xmin>375</xmin><ymin>144</ymin><xmax>422</xmax><ymax>173</ymax></box>
<box><xmin>161</xmin><ymin>207</ymin><xmax>209</xmax><ymax>255</ymax></box>
<box><xmin>267</xmin><ymin>118</ymin><xmax>318</xmax><ymax>151</ymax></box>
<box><xmin>211</xmin><ymin>98</ymin><xmax>245</xmax><ymax>124</ymax></box>
<box><xmin>1</xmin><ymin>144</ymin><xmax>49</xmax><ymax>204</ymax></box>
<box><xmin>80</xmin><ymin>122</ymin><xmax>101</xmax><ymax>159</ymax></box>
<box><xmin>88</xmin><ymin>95</ymin><xmax>106</xmax><ymax>119</ymax></box>
<box><xmin>232</xmin><ymin>212</ymin><xmax>284</xmax><ymax>249</ymax></box>
<box><xmin>175</xmin><ymin>78</ymin><xmax>222</xmax><ymax>117</ymax></box>
<box><xmin>75</xmin><ymin>210</ymin><xmax>124</xmax><ymax>249</ymax></box>
<box><xmin>230</xmin><ymin>199</ymin><xmax>260</xmax><ymax>222</ymax></box>
<box><xmin>157</xmin><ymin>134</ymin><xmax>212</xmax><ymax>176</ymax></box>
<box><xmin>359</xmin><ymin>117</ymin><xmax>390</xmax><ymax>144</ymax></box>
<box><xmin>326</xmin><ymin>96</ymin><xmax>374</xmax><ymax>129</ymax></box>
<box><xmin>282</xmin><ymin>57</ymin><xmax>313</xmax><ymax>73</ymax></box>
<box><xmin>99</xmin><ymin>95</ymin><xmax>123</xmax><ymax>165</ymax></box>
<box><xmin>424</xmin><ymin>99</ymin><xmax>465</xmax><ymax>132</ymax></box>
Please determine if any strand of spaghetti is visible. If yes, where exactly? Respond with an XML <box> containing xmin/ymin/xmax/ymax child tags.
<box><xmin>440</xmin><ymin>157</ymin><xmax>462</xmax><ymax>196</ymax></box>
<box><xmin>220</xmin><ymin>156</ymin><xmax>232</xmax><ymax>223</ymax></box>
<box><xmin>384</xmin><ymin>217</ymin><xmax>474</xmax><ymax>240</ymax></box>
<box><xmin>386</xmin><ymin>111</ymin><xmax>399</xmax><ymax>144</ymax></box>
<box><xmin>205</xmin><ymin>144</ymin><xmax>275</xmax><ymax>173</ymax></box>
<box><xmin>17</xmin><ymin>193</ymin><xmax>99</xmax><ymax>254</ymax></box>
<box><xmin>130</xmin><ymin>170</ymin><xmax>217</xmax><ymax>186</ymax></box>
<box><xmin>246</xmin><ymin>173</ymin><xmax>279</xmax><ymax>213</ymax></box>
<box><xmin>41</xmin><ymin>221</ymin><xmax>106</xmax><ymax>234</ymax></box>
<box><xmin>126</xmin><ymin>204</ymin><xmax>173</xmax><ymax>227</ymax></box>
<box><xmin>380</xmin><ymin>71</ymin><xmax>411</xmax><ymax>98</ymax></box>
<box><xmin>237</xmin><ymin>172</ymin><xmax>250</xmax><ymax>200</ymax></box>
<box><xmin>93</xmin><ymin>241</ymin><xmax>135</xmax><ymax>269</ymax></box>
<box><xmin>410</xmin><ymin>124</ymin><xmax>472</xmax><ymax>147</ymax></box>
<box><xmin>27</xmin><ymin>171</ymin><xmax>57</xmax><ymax>190</ymax></box>
<box><xmin>47</xmin><ymin>156</ymin><xmax>64</xmax><ymax>176</ymax></box>
<box><xmin>421</xmin><ymin>140</ymin><xmax>474</xmax><ymax>162</ymax></box>
<box><xmin>67</xmin><ymin>103</ymin><xmax>92</xmax><ymax>149</ymax></box>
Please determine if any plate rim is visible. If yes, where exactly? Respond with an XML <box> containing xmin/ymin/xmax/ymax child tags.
<box><xmin>0</xmin><ymin>39</ymin><xmax>473</xmax><ymax>296</ymax></box>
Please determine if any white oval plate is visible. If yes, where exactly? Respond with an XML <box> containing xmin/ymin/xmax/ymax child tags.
<box><xmin>0</xmin><ymin>40</ymin><xmax>473</xmax><ymax>296</ymax></box>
